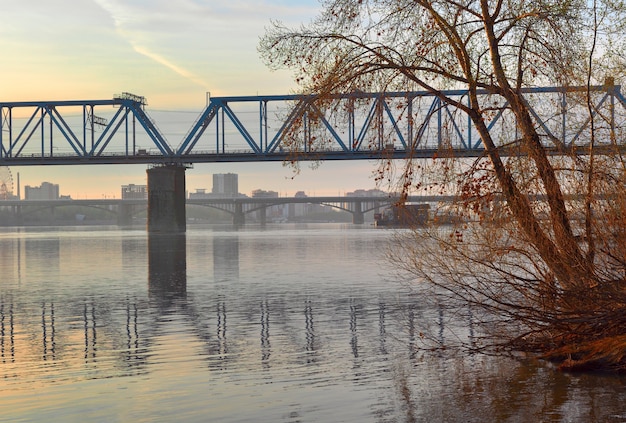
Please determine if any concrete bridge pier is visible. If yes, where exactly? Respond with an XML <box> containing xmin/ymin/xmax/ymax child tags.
<box><xmin>147</xmin><ymin>165</ymin><xmax>187</xmax><ymax>233</ymax></box>
<box><xmin>288</xmin><ymin>204</ymin><xmax>296</xmax><ymax>222</ymax></box>
<box><xmin>258</xmin><ymin>205</ymin><xmax>267</xmax><ymax>226</ymax></box>
<box><xmin>352</xmin><ymin>201</ymin><xmax>364</xmax><ymax>224</ymax></box>
<box><xmin>118</xmin><ymin>203</ymin><xmax>134</xmax><ymax>226</ymax></box>
<box><xmin>12</xmin><ymin>205</ymin><xmax>23</xmax><ymax>226</ymax></box>
<box><xmin>233</xmin><ymin>203</ymin><xmax>245</xmax><ymax>226</ymax></box>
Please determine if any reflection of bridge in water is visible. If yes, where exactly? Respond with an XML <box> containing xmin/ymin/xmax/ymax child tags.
<box><xmin>0</xmin><ymin>195</ymin><xmax>454</xmax><ymax>225</ymax></box>
<box><xmin>0</xmin><ymin>233</ymin><xmax>457</xmax><ymax>378</ymax></box>
<box><xmin>0</xmin><ymin>287</ymin><xmax>435</xmax><ymax>374</ymax></box>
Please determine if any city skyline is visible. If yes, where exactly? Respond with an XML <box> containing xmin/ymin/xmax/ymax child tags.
<box><xmin>1</xmin><ymin>1</ymin><xmax>381</xmax><ymax>198</ymax></box>
<box><xmin>13</xmin><ymin>171</ymin><xmax>385</xmax><ymax>200</ymax></box>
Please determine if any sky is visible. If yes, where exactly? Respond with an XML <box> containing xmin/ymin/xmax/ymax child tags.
<box><xmin>0</xmin><ymin>0</ymin><xmax>379</xmax><ymax>198</ymax></box>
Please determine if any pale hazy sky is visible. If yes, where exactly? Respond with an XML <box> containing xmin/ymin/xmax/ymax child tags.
<box><xmin>0</xmin><ymin>0</ymin><xmax>378</xmax><ymax>198</ymax></box>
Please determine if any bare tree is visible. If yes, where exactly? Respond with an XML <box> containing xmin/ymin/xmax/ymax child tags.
<box><xmin>260</xmin><ymin>0</ymin><xmax>626</xmax><ymax>371</ymax></box>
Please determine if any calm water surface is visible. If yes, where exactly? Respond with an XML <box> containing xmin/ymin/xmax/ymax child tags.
<box><xmin>0</xmin><ymin>224</ymin><xmax>624</xmax><ymax>422</ymax></box>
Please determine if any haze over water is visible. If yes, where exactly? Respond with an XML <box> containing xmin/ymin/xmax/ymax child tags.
<box><xmin>0</xmin><ymin>224</ymin><xmax>624</xmax><ymax>422</ymax></box>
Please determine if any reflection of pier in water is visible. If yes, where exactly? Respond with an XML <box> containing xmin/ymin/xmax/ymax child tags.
<box><xmin>148</xmin><ymin>234</ymin><xmax>187</xmax><ymax>302</ymax></box>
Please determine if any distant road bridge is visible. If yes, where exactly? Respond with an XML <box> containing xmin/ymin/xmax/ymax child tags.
<box><xmin>0</xmin><ymin>195</ymin><xmax>450</xmax><ymax>225</ymax></box>
<box><xmin>2</xmin><ymin>84</ymin><xmax>624</xmax><ymax>231</ymax></box>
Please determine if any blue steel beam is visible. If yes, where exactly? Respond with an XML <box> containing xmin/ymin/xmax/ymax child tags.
<box><xmin>2</xmin><ymin>84</ymin><xmax>626</xmax><ymax>166</ymax></box>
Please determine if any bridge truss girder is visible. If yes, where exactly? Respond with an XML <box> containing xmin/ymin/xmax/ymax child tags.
<box><xmin>0</xmin><ymin>93</ymin><xmax>172</xmax><ymax>165</ymax></box>
<box><xmin>180</xmin><ymin>84</ymin><xmax>626</xmax><ymax>160</ymax></box>
<box><xmin>1</xmin><ymin>85</ymin><xmax>626</xmax><ymax>166</ymax></box>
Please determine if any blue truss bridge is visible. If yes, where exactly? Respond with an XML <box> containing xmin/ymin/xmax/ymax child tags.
<box><xmin>2</xmin><ymin>83</ymin><xmax>626</xmax><ymax>166</ymax></box>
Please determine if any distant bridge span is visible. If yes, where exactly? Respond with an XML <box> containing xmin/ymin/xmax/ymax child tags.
<box><xmin>2</xmin><ymin>84</ymin><xmax>625</xmax><ymax>167</ymax></box>
<box><xmin>1</xmin><ymin>195</ymin><xmax>450</xmax><ymax>225</ymax></box>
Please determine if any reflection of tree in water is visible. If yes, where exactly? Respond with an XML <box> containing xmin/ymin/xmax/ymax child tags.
<box><xmin>393</xmin><ymin>351</ymin><xmax>626</xmax><ymax>422</ymax></box>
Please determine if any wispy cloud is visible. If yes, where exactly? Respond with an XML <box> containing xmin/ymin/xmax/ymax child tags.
<box><xmin>88</xmin><ymin>0</ymin><xmax>321</xmax><ymax>97</ymax></box>
<box><xmin>132</xmin><ymin>45</ymin><xmax>209</xmax><ymax>88</ymax></box>
<box><xmin>92</xmin><ymin>0</ymin><xmax>210</xmax><ymax>88</ymax></box>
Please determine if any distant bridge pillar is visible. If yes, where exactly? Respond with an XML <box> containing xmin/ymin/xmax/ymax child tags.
<box><xmin>258</xmin><ymin>205</ymin><xmax>267</xmax><ymax>226</ymax></box>
<box><xmin>352</xmin><ymin>201</ymin><xmax>364</xmax><ymax>224</ymax></box>
<box><xmin>288</xmin><ymin>203</ymin><xmax>296</xmax><ymax>221</ymax></box>
<box><xmin>147</xmin><ymin>165</ymin><xmax>187</xmax><ymax>233</ymax></box>
<box><xmin>118</xmin><ymin>203</ymin><xmax>133</xmax><ymax>226</ymax></box>
<box><xmin>233</xmin><ymin>202</ymin><xmax>245</xmax><ymax>226</ymax></box>
<box><xmin>13</xmin><ymin>205</ymin><xmax>23</xmax><ymax>226</ymax></box>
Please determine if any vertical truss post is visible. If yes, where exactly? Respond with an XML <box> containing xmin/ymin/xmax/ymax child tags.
<box><xmin>304</xmin><ymin>109</ymin><xmax>309</xmax><ymax>153</ymax></box>
<box><xmin>132</xmin><ymin>112</ymin><xmax>136</xmax><ymax>155</ymax></box>
<box><xmin>610</xmin><ymin>84</ymin><xmax>616</xmax><ymax>142</ymax></box>
<box><xmin>467</xmin><ymin>95</ymin><xmax>472</xmax><ymax>148</ymax></box>
<box><xmin>91</xmin><ymin>105</ymin><xmax>95</xmax><ymax>151</ymax></box>
<box><xmin>220</xmin><ymin>106</ymin><xmax>225</xmax><ymax>153</ymax></box>
<box><xmin>49</xmin><ymin>107</ymin><xmax>53</xmax><ymax>157</ymax></box>
<box><xmin>407</xmin><ymin>95</ymin><xmax>413</xmax><ymax>150</ymax></box>
<box><xmin>124</xmin><ymin>111</ymin><xmax>129</xmax><ymax>156</ymax></box>
<box><xmin>260</xmin><ymin>100</ymin><xmax>267</xmax><ymax>153</ymax></box>
<box><xmin>0</xmin><ymin>107</ymin><xmax>5</xmax><ymax>159</ymax></box>
<box><xmin>437</xmin><ymin>98</ymin><xmax>442</xmax><ymax>148</ymax></box>
<box><xmin>38</xmin><ymin>107</ymin><xmax>43</xmax><ymax>157</ymax></box>
<box><xmin>377</xmin><ymin>95</ymin><xmax>383</xmax><ymax>149</ymax></box>
<box><xmin>215</xmin><ymin>103</ymin><xmax>220</xmax><ymax>153</ymax></box>
<box><xmin>561</xmin><ymin>91</ymin><xmax>567</xmax><ymax>145</ymax></box>
<box><xmin>83</xmin><ymin>106</ymin><xmax>87</xmax><ymax>153</ymax></box>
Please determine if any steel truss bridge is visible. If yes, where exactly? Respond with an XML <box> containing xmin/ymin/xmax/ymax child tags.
<box><xmin>2</xmin><ymin>84</ymin><xmax>626</xmax><ymax>166</ymax></box>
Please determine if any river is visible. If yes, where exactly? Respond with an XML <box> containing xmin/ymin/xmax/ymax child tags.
<box><xmin>0</xmin><ymin>224</ymin><xmax>624</xmax><ymax>422</ymax></box>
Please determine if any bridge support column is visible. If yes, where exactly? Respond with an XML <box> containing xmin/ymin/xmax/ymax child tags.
<box><xmin>233</xmin><ymin>203</ymin><xmax>245</xmax><ymax>226</ymax></box>
<box><xmin>258</xmin><ymin>205</ymin><xmax>267</xmax><ymax>226</ymax></box>
<box><xmin>147</xmin><ymin>165</ymin><xmax>187</xmax><ymax>233</ymax></box>
<box><xmin>352</xmin><ymin>201</ymin><xmax>364</xmax><ymax>224</ymax></box>
<box><xmin>288</xmin><ymin>204</ymin><xmax>296</xmax><ymax>221</ymax></box>
<box><xmin>13</xmin><ymin>205</ymin><xmax>23</xmax><ymax>226</ymax></box>
<box><xmin>118</xmin><ymin>203</ymin><xmax>134</xmax><ymax>226</ymax></box>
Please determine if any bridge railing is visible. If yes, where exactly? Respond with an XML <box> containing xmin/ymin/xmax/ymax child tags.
<box><xmin>2</xmin><ymin>84</ymin><xmax>626</xmax><ymax>165</ymax></box>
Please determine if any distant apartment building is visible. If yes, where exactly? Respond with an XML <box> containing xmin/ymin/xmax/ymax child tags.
<box><xmin>251</xmin><ymin>189</ymin><xmax>286</xmax><ymax>220</ymax></box>
<box><xmin>212</xmin><ymin>173</ymin><xmax>238</xmax><ymax>197</ymax></box>
<box><xmin>24</xmin><ymin>182</ymin><xmax>59</xmax><ymax>200</ymax></box>
<box><xmin>345</xmin><ymin>188</ymin><xmax>388</xmax><ymax>197</ymax></box>
<box><xmin>291</xmin><ymin>190</ymin><xmax>326</xmax><ymax>216</ymax></box>
<box><xmin>251</xmin><ymin>189</ymin><xmax>279</xmax><ymax>198</ymax></box>
<box><xmin>189</xmin><ymin>173</ymin><xmax>242</xmax><ymax>199</ymax></box>
<box><xmin>121</xmin><ymin>184</ymin><xmax>148</xmax><ymax>199</ymax></box>
<box><xmin>188</xmin><ymin>188</ymin><xmax>210</xmax><ymax>199</ymax></box>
